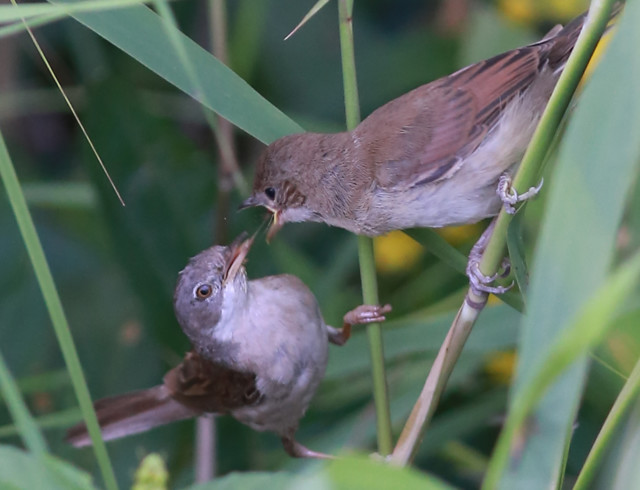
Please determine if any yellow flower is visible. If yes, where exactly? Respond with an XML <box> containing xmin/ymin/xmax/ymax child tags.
<box><xmin>374</xmin><ymin>231</ymin><xmax>423</xmax><ymax>273</ymax></box>
<box><xmin>498</xmin><ymin>0</ymin><xmax>536</xmax><ymax>24</ymax></box>
<box><xmin>584</xmin><ymin>28</ymin><xmax>615</xmax><ymax>81</ymax></box>
<box><xmin>437</xmin><ymin>223</ymin><xmax>483</xmax><ymax>246</ymax></box>
<box><xmin>485</xmin><ymin>350</ymin><xmax>517</xmax><ymax>385</ymax></box>
<box><xmin>498</xmin><ymin>0</ymin><xmax>588</xmax><ymax>24</ymax></box>
<box><xmin>545</xmin><ymin>0</ymin><xmax>588</xmax><ymax>20</ymax></box>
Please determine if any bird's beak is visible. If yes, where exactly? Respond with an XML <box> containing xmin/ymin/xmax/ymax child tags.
<box><xmin>223</xmin><ymin>233</ymin><xmax>254</xmax><ymax>284</ymax></box>
<box><xmin>238</xmin><ymin>195</ymin><xmax>283</xmax><ymax>243</ymax></box>
<box><xmin>238</xmin><ymin>195</ymin><xmax>258</xmax><ymax>210</ymax></box>
<box><xmin>266</xmin><ymin>211</ymin><xmax>284</xmax><ymax>243</ymax></box>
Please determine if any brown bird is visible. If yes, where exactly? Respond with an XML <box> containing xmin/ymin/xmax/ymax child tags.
<box><xmin>241</xmin><ymin>13</ymin><xmax>593</xmax><ymax>291</ymax></box>
<box><xmin>67</xmin><ymin>235</ymin><xmax>391</xmax><ymax>458</ymax></box>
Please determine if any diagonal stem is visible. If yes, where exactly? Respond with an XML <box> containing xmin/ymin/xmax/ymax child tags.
<box><xmin>390</xmin><ymin>0</ymin><xmax>617</xmax><ymax>465</ymax></box>
<box><xmin>0</xmin><ymin>131</ymin><xmax>118</xmax><ymax>489</ymax></box>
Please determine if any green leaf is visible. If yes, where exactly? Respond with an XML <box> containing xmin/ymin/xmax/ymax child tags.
<box><xmin>0</xmin><ymin>0</ymin><xmax>149</xmax><ymax>22</ymax></box>
<box><xmin>506</xmin><ymin>211</ymin><xmax>529</xmax><ymax>299</ymax></box>
<box><xmin>0</xmin><ymin>129</ymin><xmax>118</xmax><ymax>489</ymax></box>
<box><xmin>405</xmin><ymin>228</ymin><xmax>523</xmax><ymax>311</ymax></box>
<box><xmin>575</xmin><ymin>356</ymin><xmax>640</xmax><ymax>489</ymax></box>
<box><xmin>186</xmin><ymin>471</ymin><xmax>297</xmax><ymax>490</ymax></box>
<box><xmin>404</xmin><ymin>228</ymin><xmax>467</xmax><ymax>275</ymax></box>
<box><xmin>326</xmin><ymin>304</ymin><xmax>520</xmax><ymax>379</ymax></box>
<box><xmin>0</xmin><ymin>349</ymin><xmax>47</xmax><ymax>455</ymax></box>
<box><xmin>51</xmin><ymin>0</ymin><xmax>302</xmax><ymax>143</ymax></box>
<box><xmin>0</xmin><ymin>445</ymin><xmax>95</xmax><ymax>490</ymax></box>
<box><xmin>489</xmin><ymin>1</ymin><xmax>640</xmax><ymax>485</ymax></box>
<box><xmin>488</xmin><ymin>250</ymin><xmax>640</xmax><ymax>488</ymax></box>
<box><xmin>609</xmin><ymin>400</ymin><xmax>640</xmax><ymax>490</ymax></box>
<box><xmin>0</xmin><ymin>408</ymin><xmax>82</xmax><ymax>439</ymax></box>
<box><xmin>328</xmin><ymin>455</ymin><xmax>455</xmax><ymax>490</ymax></box>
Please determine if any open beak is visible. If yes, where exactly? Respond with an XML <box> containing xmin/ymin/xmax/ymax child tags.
<box><xmin>238</xmin><ymin>196</ymin><xmax>283</xmax><ymax>243</ymax></box>
<box><xmin>238</xmin><ymin>196</ymin><xmax>258</xmax><ymax>210</ymax></box>
<box><xmin>223</xmin><ymin>233</ymin><xmax>255</xmax><ymax>284</ymax></box>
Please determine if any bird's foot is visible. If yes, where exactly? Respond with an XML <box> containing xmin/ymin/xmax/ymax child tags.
<box><xmin>466</xmin><ymin>221</ymin><xmax>513</xmax><ymax>298</ymax></box>
<box><xmin>281</xmin><ymin>437</ymin><xmax>334</xmax><ymax>459</ymax></box>
<box><xmin>328</xmin><ymin>304</ymin><xmax>392</xmax><ymax>346</ymax></box>
<box><xmin>467</xmin><ymin>259</ymin><xmax>513</xmax><ymax>297</ymax></box>
<box><xmin>497</xmin><ymin>173</ymin><xmax>544</xmax><ymax>214</ymax></box>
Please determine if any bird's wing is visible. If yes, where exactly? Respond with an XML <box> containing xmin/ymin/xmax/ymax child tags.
<box><xmin>369</xmin><ymin>45</ymin><xmax>545</xmax><ymax>191</ymax></box>
<box><xmin>163</xmin><ymin>351</ymin><xmax>262</xmax><ymax>413</ymax></box>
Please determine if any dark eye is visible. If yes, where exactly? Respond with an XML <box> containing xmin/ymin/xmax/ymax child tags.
<box><xmin>195</xmin><ymin>284</ymin><xmax>213</xmax><ymax>300</ymax></box>
<box><xmin>264</xmin><ymin>187</ymin><xmax>276</xmax><ymax>200</ymax></box>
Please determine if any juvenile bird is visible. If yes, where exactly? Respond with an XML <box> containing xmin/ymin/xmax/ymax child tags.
<box><xmin>67</xmin><ymin>235</ymin><xmax>391</xmax><ymax>458</ymax></box>
<box><xmin>241</xmin><ymin>13</ymin><xmax>592</xmax><ymax>291</ymax></box>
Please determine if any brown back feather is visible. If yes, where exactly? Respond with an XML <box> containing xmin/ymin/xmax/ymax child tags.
<box><xmin>163</xmin><ymin>351</ymin><xmax>262</xmax><ymax>413</ymax></box>
<box><xmin>363</xmin><ymin>13</ymin><xmax>587</xmax><ymax>191</ymax></box>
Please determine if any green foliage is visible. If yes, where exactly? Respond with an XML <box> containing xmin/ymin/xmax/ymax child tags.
<box><xmin>0</xmin><ymin>444</ymin><xmax>94</xmax><ymax>490</ymax></box>
<box><xmin>0</xmin><ymin>0</ymin><xmax>639</xmax><ymax>488</ymax></box>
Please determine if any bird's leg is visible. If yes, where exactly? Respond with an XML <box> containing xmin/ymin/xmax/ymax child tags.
<box><xmin>466</xmin><ymin>219</ymin><xmax>514</xmax><ymax>297</ymax></box>
<box><xmin>327</xmin><ymin>304</ymin><xmax>392</xmax><ymax>346</ymax></box>
<box><xmin>497</xmin><ymin>173</ymin><xmax>544</xmax><ymax>214</ymax></box>
<box><xmin>281</xmin><ymin>436</ymin><xmax>334</xmax><ymax>459</ymax></box>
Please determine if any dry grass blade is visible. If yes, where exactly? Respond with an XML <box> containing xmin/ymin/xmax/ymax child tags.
<box><xmin>285</xmin><ymin>0</ymin><xmax>331</xmax><ymax>40</ymax></box>
<box><xmin>10</xmin><ymin>0</ymin><xmax>125</xmax><ymax>206</ymax></box>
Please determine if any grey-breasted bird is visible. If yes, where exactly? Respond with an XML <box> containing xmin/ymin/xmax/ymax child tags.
<box><xmin>240</xmin><ymin>13</ymin><xmax>594</xmax><ymax>290</ymax></box>
<box><xmin>67</xmin><ymin>235</ymin><xmax>391</xmax><ymax>458</ymax></box>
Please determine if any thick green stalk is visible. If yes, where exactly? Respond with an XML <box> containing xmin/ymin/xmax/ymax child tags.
<box><xmin>0</xmin><ymin>131</ymin><xmax>118</xmax><ymax>490</ymax></box>
<box><xmin>391</xmin><ymin>0</ymin><xmax>616</xmax><ymax>465</ymax></box>
<box><xmin>479</xmin><ymin>0</ymin><xmax>617</xmax><ymax>276</ymax></box>
<box><xmin>337</xmin><ymin>0</ymin><xmax>393</xmax><ymax>456</ymax></box>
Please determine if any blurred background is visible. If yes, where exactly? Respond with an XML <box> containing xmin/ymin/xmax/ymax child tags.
<box><xmin>2</xmin><ymin>0</ymin><xmax>636</xmax><ymax>488</ymax></box>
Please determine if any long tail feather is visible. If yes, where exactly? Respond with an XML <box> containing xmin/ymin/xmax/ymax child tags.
<box><xmin>66</xmin><ymin>385</ymin><xmax>198</xmax><ymax>447</ymax></box>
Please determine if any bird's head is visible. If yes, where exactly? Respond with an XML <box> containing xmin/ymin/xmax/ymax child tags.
<box><xmin>240</xmin><ymin>134</ymin><xmax>324</xmax><ymax>241</ymax></box>
<box><xmin>173</xmin><ymin>234</ymin><xmax>254</xmax><ymax>349</ymax></box>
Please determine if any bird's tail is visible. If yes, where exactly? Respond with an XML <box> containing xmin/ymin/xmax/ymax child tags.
<box><xmin>546</xmin><ymin>2</ymin><xmax>623</xmax><ymax>69</ymax></box>
<box><xmin>66</xmin><ymin>385</ymin><xmax>198</xmax><ymax>447</ymax></box>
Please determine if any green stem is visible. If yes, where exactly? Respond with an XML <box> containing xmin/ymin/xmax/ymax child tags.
<box><xmin>358</xmin><ymin>236</ymin><xmax>393</xmax><ymax>455</ymax></box>
<box><xmin>337</xmin><ymin>0</ymin><xmax>360</xmax><ymax>127</ymax></box>
<box><xmin>479</xmin><ymin>0</ymin><xmax>617</xmax><ymax>276</ymax></box>
<box><xmin>337</xmin><ymin>0</ymin><xmax>393</xmax><ymax>456</ymax></box>
<box><xmin>0</xmin><ymin>349</ymin><xmax>48</xmax><ymax>455</ymax></box>
<box><xmin>0</xmin><ymin>132</ymin><xmax>119</xmax><ymax>490</ymax></box>
<box><xmin>574</xmin><ymin>357</ymin><xmax>640</xmax><ymax>490</ymax></box>
<box><xmin>391</xmin><ymin>0</ymin><xmax>616</xmax><ymax>465</ymax></box>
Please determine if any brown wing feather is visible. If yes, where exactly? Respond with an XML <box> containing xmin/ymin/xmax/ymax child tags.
<box><xmin>163</xmin><ymin>351</ymin><xmax>262</xmax><ymax>414</ymax></box>
<box><xmin>363</xmin><ymin>33</ymin><xmax>566</xmax><ymax>191</ymax></box>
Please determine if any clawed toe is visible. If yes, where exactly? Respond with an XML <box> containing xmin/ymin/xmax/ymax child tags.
<box><xmin>344</xmin><ymin>304</ymin><xmax>392</xmax><ymax>326</ymax></box>
<box><xmin>466</xmin><ymin>220</ymin><xmax>513</xmax><ymax>296</ymax></box>
<box><xmin>329</xmin><ymin>304</ymin><xmax>392</xmax><ymax>345</ymax></box>
<box><xmin>497</xmin><ymin>174</ymin><xmax>543</xmax><ymax>214</ymax></box>
<box><xmin>281</xmin><ymin>436</ymin><xmax>334</xmax><ymax>459</ymax></box>
<box><xmin>467</xmin><ymin>261</ymin><xmax>514</xmax><ymax>296</ymax></box>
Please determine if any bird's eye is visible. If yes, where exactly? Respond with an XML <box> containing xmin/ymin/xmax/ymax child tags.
<box><xmin>264</xmin><ymin>187</ymin><xmax>276</xmax><ymax>200</ymax></box>
<box><xmin>195</xmin><ymin>284</ymin><xmax>213</xmax><ymax>300</ymax></box>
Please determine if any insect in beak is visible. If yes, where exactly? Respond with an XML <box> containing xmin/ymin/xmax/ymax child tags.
<box><xmin>266</xmin><ymin>211</ymin><xmax>284</xmax><ymax>243</ymax></box>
